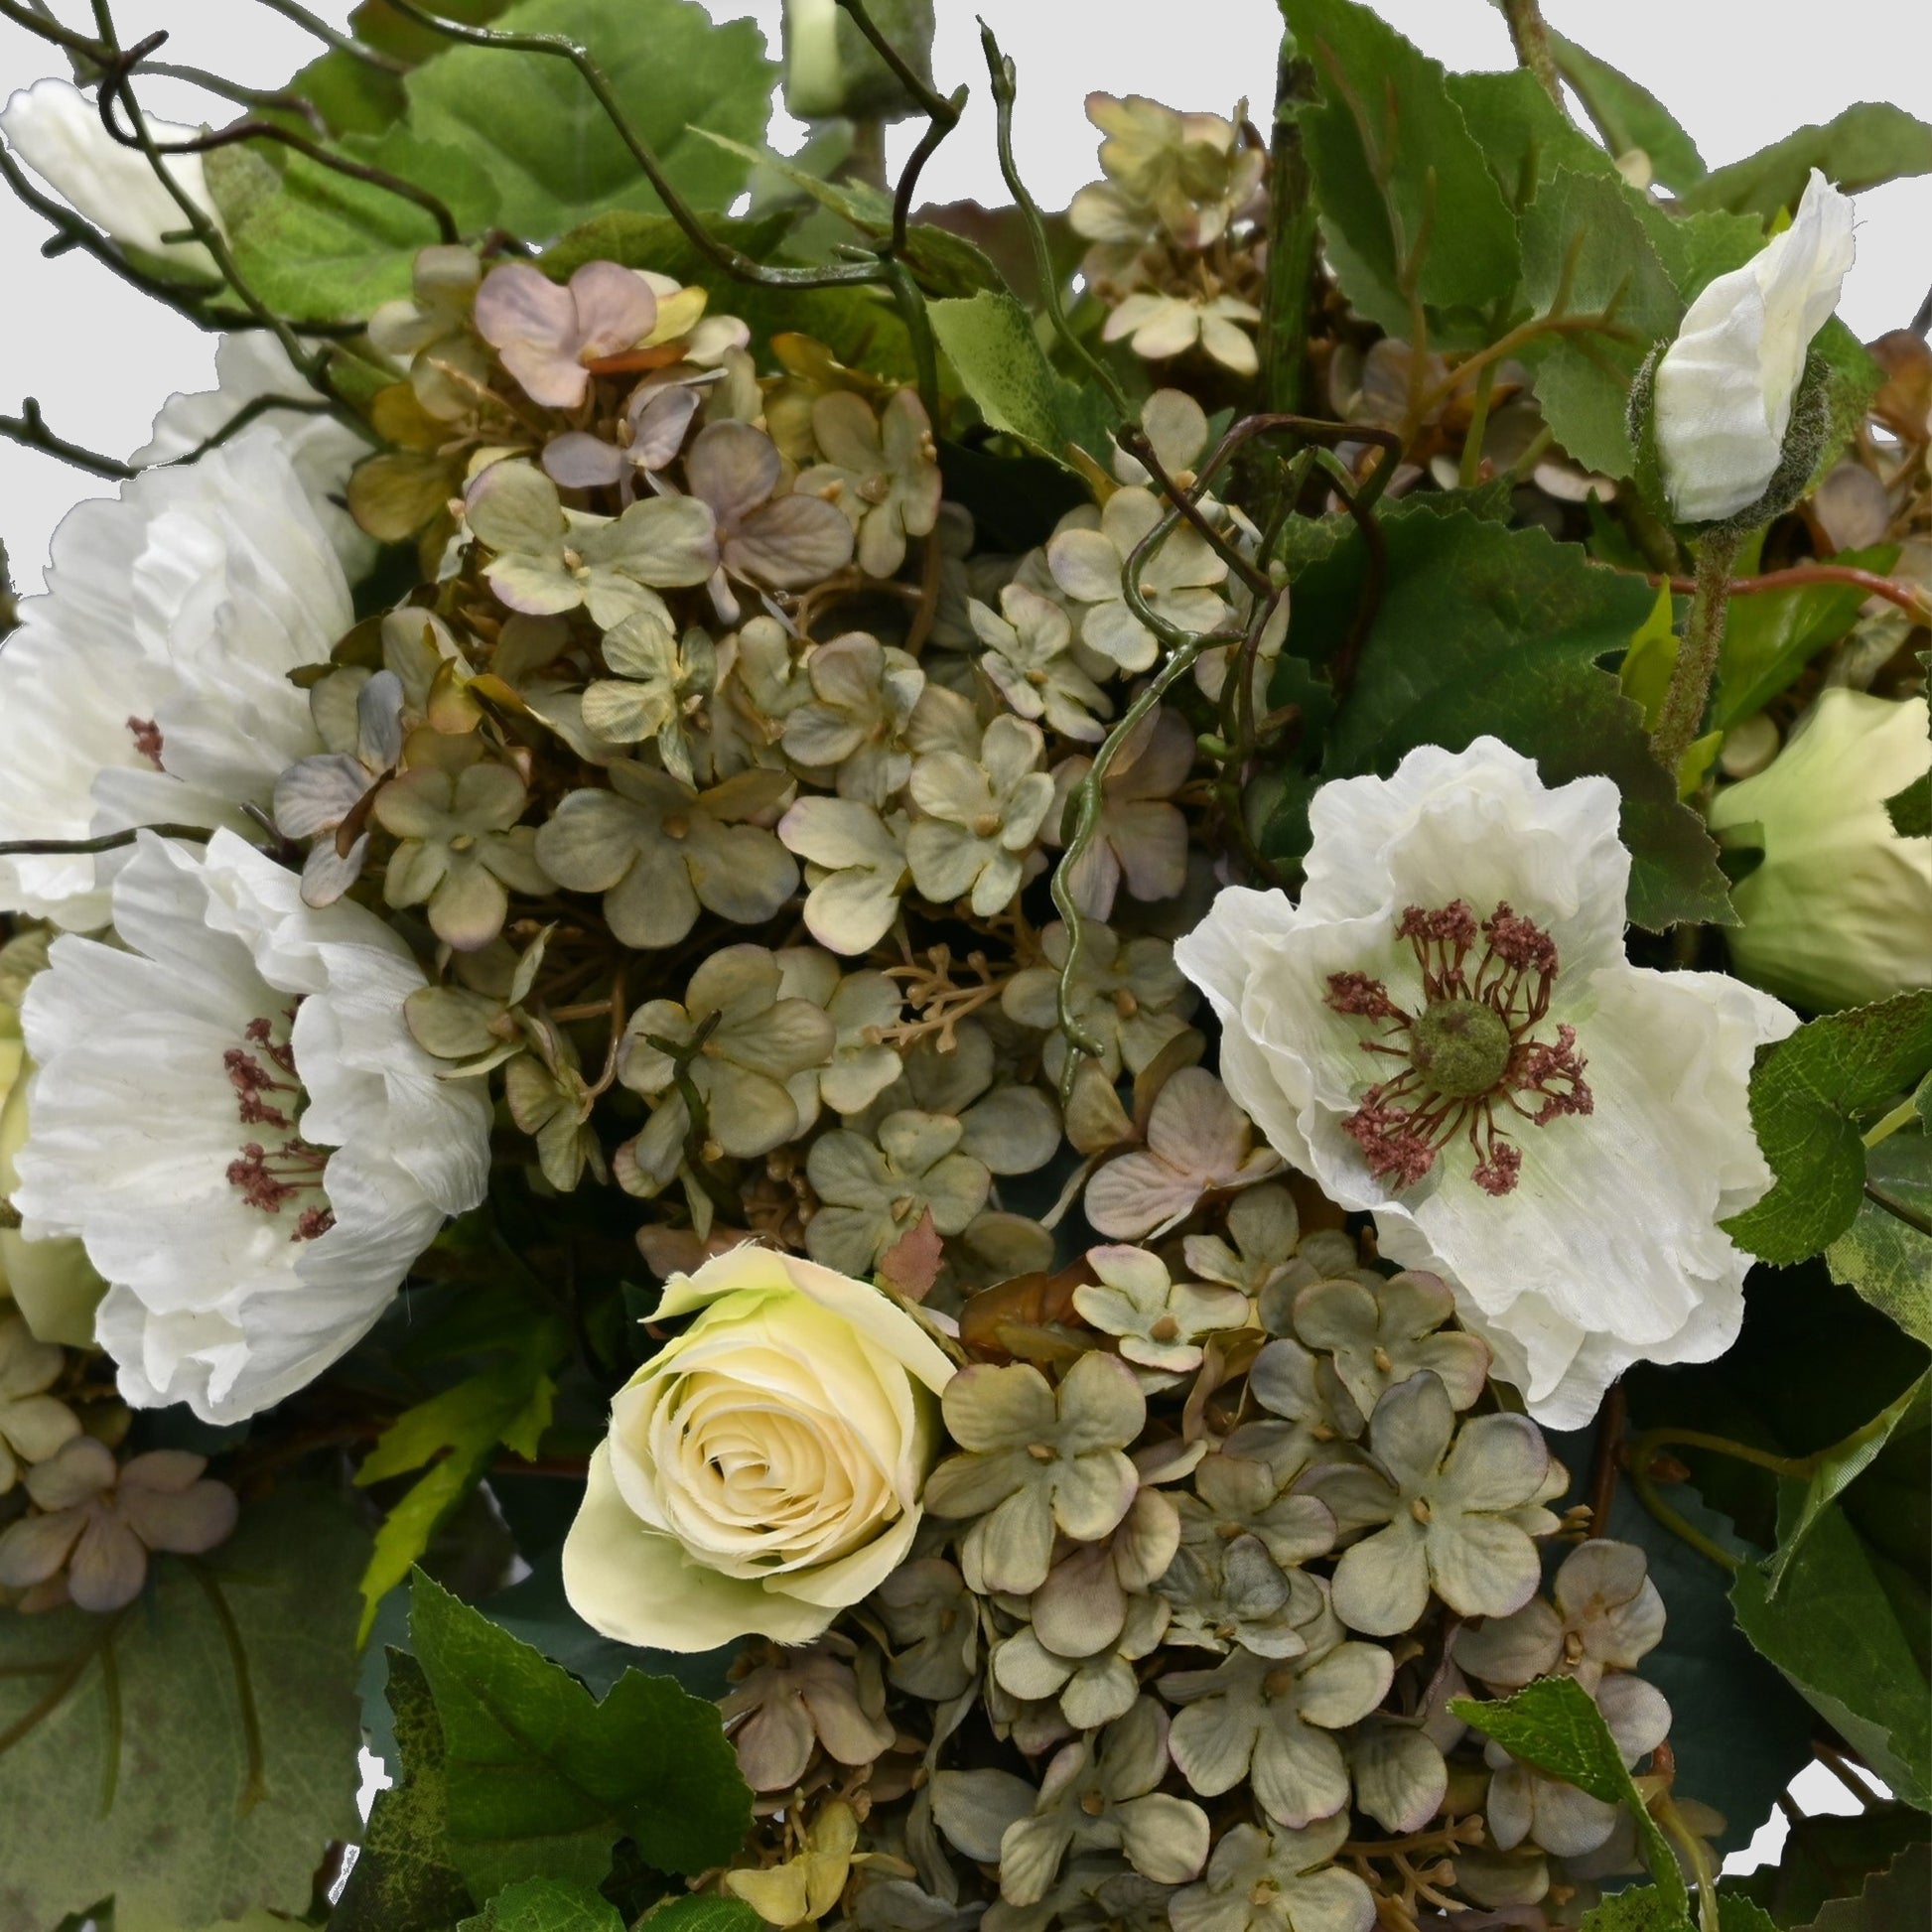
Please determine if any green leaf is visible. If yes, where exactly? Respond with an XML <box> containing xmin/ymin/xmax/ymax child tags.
<box><xmin>1724</xmin><ymin>992</ymin><xmax>1932</xmax><ymax>1267</ymax></box>
<box><xmin>1768</xmin><ymin>1373</ymin><xmax>1931</xmax><ymax>1596</ymax></box>
<box><xmin>460</xmin><ymin>1877</ymin><xmax>624</xmax><ymax>1932</ymax></box>
<box><xmin>1825</xmin><ymin>1131</ymin><xmax>1932</xmax><ymax>1346</ymax></box>
<box><xmin>287</xmin><ymin>0</ymin><xmax>519</xmax><ymax>139</ymax></box>
<box><xmin>1678</xmin><ymin>103</ymin><xmax>1932</xmax><ymax>221</ymax></box>
<box><xmin>927</xmin><ymin>288</ymin><xmax>1118</xmax><ymax>470</ymax></box>
<box><xmin>1731</xmin><ymin>1498</ymin><xmax>1932</xmax><ymax>1811</ymax></box>
<box><xmin>684</xmin><ymin>131</ymin><xmax>1005</xmax><ymax>300</ymax></box>
<box><xmin>1281</xmin><ymin>0</ymin><xmax>1519</xmax><ymax>344</ymax></box>
<box><xmin>1546</xmin><ymin>32</ymin><xmax>1708</xmax><ymax>193</ymax></box>
<box><xmin>1287</xmin><ymin>506</ymin><xmax>1732</xmax><ymax>928</ymax></box>
<box><xmin>1887</xmin><ymin>773</ymin><xmax>1932</xmax><ymax>840</ymax></box>
<box><xmin>331</xmin><ymin>1651</ymin><xmax>477</xmax><ymax>1932</ymax></box>
<box><xmin>539</xmin><ymin>211</ymin><xmax>918</xmax><ymax>382</ymax></box>
<box><xmin>1800</xmin><ymin>1838</ymin><xmax>1932</xmax><ymax>1931</ymax></box>
<box><xmin>1716</xmin><ymin>545</ymin><xmax>1899</xmax><ymax>728</ymax></box>
<box><xmin>389</xmin><ymin>0</ymin><xmax>776</xmax><ymax>240</ymax></box>
<box><xmin>207</xmin><ymin>138</ymin><xmax>497</xmax><ymax>322</ymax></box>
<box><xmin>354</xmin><ymin>1360</ymin><xmax>558</xmax><ymax>1642</ymax></box>
<box><xmin>409</xmin><ymin>1571</ymin><xmax>753</xmax><ymax>1900</ymax></box>
<box><xmin>1517</xmin><ymin>167</ymin><xmax>1683</xmax><ymax>477</ymax></box>
<box><xmin>1583</xmin><ymin>1896</ymin><xmax>1778</xmax><ymax>1932</ymax></box>
<box><xmin>1729</xmin><ymin>1806</ymin><xmax>1930</xmax><ymax>1926</ymax></box>
<box><xmin>644</xmin><ymin>1898</ymin><xmax>766</xmax><ymax>1932</ymax></box>
<box><xmin>0</xmin><ymin>1487</ymin><xmax>366</xmax><ymax>1932</ymax></box>
<box><xmin>1450</xmin><ymin>1675</ymin><xmax>1689</xmax><ymax>1921</ymax></box>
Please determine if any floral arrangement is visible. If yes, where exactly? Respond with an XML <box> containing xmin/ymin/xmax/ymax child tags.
<box><xmin>0</xmin><ymin>3</ymin><xmax>1926</xmax><ymax>1931</ymax></box>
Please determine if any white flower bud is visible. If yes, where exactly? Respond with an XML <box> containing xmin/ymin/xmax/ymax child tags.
<box><xmin>1710</xmin><ymin>690</ymin><xmax>1932</xmax><ymax>1011</ymax></box>
<box><xmin>1652</xmin><ymin>170</ymin><xmax>1855</xmax><ymax>525</ymax></box>
<box><xmin>0</xmin><ymin>77</ymin><xmax>225</xmax><ymax>276</ymax></box>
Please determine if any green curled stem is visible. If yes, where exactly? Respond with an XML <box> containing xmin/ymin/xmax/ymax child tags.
<box><xmin>980</xmin><ymin>22</ymin><xmax>1132</xmax><ymax>426</ymax></box>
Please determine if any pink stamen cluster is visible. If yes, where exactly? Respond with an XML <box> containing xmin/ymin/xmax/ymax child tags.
<box><xmin>1326</xmin><ymin>899</ymin><xmax>1592</xmax><ymax>1198</ymax></box>
<box><xmin>222</xmin><ymin>1011</ymin><xmax>334</xmax><ymax>1240</ymax></box>
<box><xmin>126</xmin><ymin>717</ymin><xmax>164</xmax><ymax>767</ymax></box>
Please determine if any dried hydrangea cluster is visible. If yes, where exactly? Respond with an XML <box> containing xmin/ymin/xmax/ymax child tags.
<box><xmin>700</xmin><ymin>1206</ymin><xmax>1703</xmax><ymax>1930</ymax></box>
<box><xmin>1070</xmin><ymin>94</ymin><xmax>1269</xmax><ymax>378</ymax></box>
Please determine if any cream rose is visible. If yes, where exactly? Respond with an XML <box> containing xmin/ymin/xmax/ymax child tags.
<box><xmin>563</xmin><ymin>1244</ymin><xmax>956</xmax><ymax>1651</ymax></box>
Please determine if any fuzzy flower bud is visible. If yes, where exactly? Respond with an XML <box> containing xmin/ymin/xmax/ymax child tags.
<box><xmin>1709</xmin><ymin>691</ymin><xmax>1932</xmax><ymax>1011</ymax></box>
<box><xmin>1652</xmin><ymin>171</ymin><xmax>1855</xmax><ymax>524</ymax></box>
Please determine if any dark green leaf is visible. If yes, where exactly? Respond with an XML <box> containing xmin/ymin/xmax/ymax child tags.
<box><xmin>409</xmin><ymin>1571</ymin><xmax>752</xmax><ymax>1900</ymax></box>
<box><xmin>1717</xmin><ymin>545</ymin><xmax>1899</xmax><ymax>728</ymax></box>
<box><xmin>1546</xmin><ymin>32</ymin><xmax>1708</xmax><ymax>193</ymax></box>
<box><xmin>354</xmin><ymin>1360</ymin><xmax>558</xmax><ymax>1641</ymax></box>
<box><xmin>927</xmin><ymin>288</ymin><xmax>1118</xmax><ymax>470</ymax></box>
<box><xmin>460</xmin><ymin>1877</ymin><xmax>624</xmax><ymax>1932</ymax></box>
<box><xmin>388</xmin><ymin>0</ymin><xmax>776</xmax><ymax>240</ymax></box>
<box><xmin>1810</xmin><ymin>322</ymin><xmax>1887</xmax><ymax>495</ymax></box>
<box><xmin>1450</xmin><ymin>1675</ymin><xmax>1689</xmax><ymax>1920</ymax></box>
<box><xmin>1825</xmin><ymin>1133</ymin><xmax>1932</xmax><ymax>1346</ymax></box>
<box><xmin>1887</xmin><ymin>773</ymin><xmax>1932</xmax><ymax>840</ymax></box>
<box><xmin>1768</xmin><ymin>1373</ymin><xmax>1931</xmax><ymax>1596</ymax></box>
<box><xmin>1731</xmin><ymin>1499</ymin><xmax>1932</xmax><ymax>1811</ymax></box>
<box><xmin>287</xmin><ymin>0</ymin><xmax>518</xmax><ymax>139</ymax></box>
<box><xmin>1517</xmin><ymin>168</ymin><xmax>1682</xmax><ymax>477</ymax></box>
<box><xmin>1577</xmin><ymin>1889</ymin><xmax>1692</xmax><ymax>1932</ymax></box>
<box><xmin>1678</xmin><ymin>104</ymin><xmax>1932</xmax><ymax>221</ymax></box>
<box><xmin>1800</xmin><ymin>1838</ymin><xmax>1932</xmax><ymax>1931</ymax></box>
<box><xmin>1281</xmin><ymin>0</ymin><xmax>1520</xmax><ymax>343</ymax></box>
<box><xmin>1724</xmin><ymin>992</ymin><xmax>1932</xmax><ymax>1267</ymax></box>
<box><xmin>0</xmin><ymin>1487</ymin><xmax>365</xmax><ymax>1932</ymax></box>
<box><xmin>1287</xmin><ymin>506</ymin><xmax>1732</xmax><ymax>928</ymax></box>
<box><xmin>1729</xmin><ymin>1807</ymin><xmax>1930</xmax><ymax>1926</ymax></box>
<box><xmin>644</xmin><ymin>1898</ymin><xmax>766</xmax><ymax>1932</ymax></box>
<box><xmin>331</xmin><ymin>1651</ymin><xmax>477</xmax><ymax>1932</ymax></box>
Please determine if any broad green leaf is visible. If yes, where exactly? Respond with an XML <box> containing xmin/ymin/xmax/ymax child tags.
<box><xmin>1450</xmin><ymin>1675</ymin><xmax>1689</xmax><ymax>1921</ymax></box>
<box><xmin>207</xmin><ymin>138</ymin><xmax>496</xmax><ymax>322</ymax></box>
<box><xmin>1801</xmin><ymin>1838</ymin><xmax>1932</xmax><ymax>1931</ymax></box>
<box><xmin>332</xmin><ymin>1650</ymin><xmax>477</xmax><ymax>1932</ymax></box>
<box><xmin>1768</xmin><ymin>1374</ymin><xmax>1932</xmax><ymax>1597</ymax></box>
<box><xmin>1546</xmin><ymin>32</ymin><xmax>1708</xmax><ymax>193</ymax></box>
<box><xmin>0</xmin><ymin>1488</ymin><xmax>365</xmax><ymax>1932</ymax></box>
<box><xmin>1281</xmin><ymin>0</ymin><xmax>1519</xmax><ymax>344</ymax></box>
<box><xmin>354</xmin><ymin>1361</ymin><xmax>558</xmax><ymax>1641</ymax></box>
<box><xmin>391</xmin><ymin>0</ymin><xmax>776</xmax><ymax>239</ymax></box>
<box><xmin>1716</xmin><ymin>545</ymin><xmax>1899</xmax><ymax>728</ymax></box>
<box><xmin>1286</xmin><ymin>506</ymin><xmax>1732</xmax><ymax>928</ymax></box>
<box><xmin>1517</xmin><ymin>168</ymin><xmax>1682</xmax><ymax>477</ymax></box>
<box><xmin>539</xmin><ymin>212</ymin><xmax>918</xmax><ymax>383</ymax></box>
<box><xmin>1888</xmin><ymin>772</ymin><xmax>1932</xmax><ymax>839</ymax></box>
<box><xmin>1731</xmin><ymin>1498</ymin><xmax>1932</xmax><ymax>1811</ymax></box>
<box><xmin>460</xmin><ymin>1877</ymin><xmax>624</xmax><ymax>1932</ymax></box>
<box><xmin>1679</xmin><ymin>103</ymin><xmax>1932</xmax><ymax>221</ymax></box>
<box><xmin>410</xmin><ymin>1572</ymin><xmax>753</xmax><ymax>1899</ymax></box>
<box><xmin>287</xmin><ymin>0</ymin><xmax>519</xmax><ymax>139</ymax></box>
<box><xmin>1724</xmin><ymin>992</ymin><xmax>1932</xmax><ymax>1267</ymax></box>
<box><xmin>927</xmin><ymin>288</ymin><xmax>1118</xmax><ymax>470</ymax></box>
<box><xmin>1729</xmin><ymin>1805</ymin><xmax>1930</xmax><ymax>1926</ymax></box>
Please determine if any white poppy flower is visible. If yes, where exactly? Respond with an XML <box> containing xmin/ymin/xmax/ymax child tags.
<box><xmin>0</xmin><ymin>431</ymin><xmax>349</xmax><ymax>929</ymax></box>
<box><xmin>1174</xmin><ymin>740</ymin><xmax>1796</xmax><ymax>1429</ymax></box>
<box><xmin>12</xmin><ymin>832</ymin><xmax>490</xmax><ymax>1424</ymax></box>
<box><xmin>137</xmin><ymin>333</ymin><xmax>375</xmax><ymax>580</ymax></box>
<box><xmin>0</xmin><ymin>76</ymin><xmax>224</xmax><ymax>275</ymax></box>
<box><xmin>1653</xmin><ymin>170</ymin><xmax>1855</xmax><ymax>524</ymax></box>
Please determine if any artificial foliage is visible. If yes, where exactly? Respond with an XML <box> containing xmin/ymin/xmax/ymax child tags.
<box><xmin>0</xmin><ymin>3</ymin><xmax>1926</xmax><ymax>1931</ymax></box>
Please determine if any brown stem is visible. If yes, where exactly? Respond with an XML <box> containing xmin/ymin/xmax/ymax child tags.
<box><xmin>1646</xmin><ymin>562</ymin><xmax>1932</xmax><ymax>624</ymax></box>
<box><xmin>1587</xmin><ymin>1380</ymin><xmax>1627</xmax><ymax>1535</ymax></box>
<box><xmin>1501</xmin><ymin>0</ymin><xmax>1565</xmax><ymax>106</ymax></box>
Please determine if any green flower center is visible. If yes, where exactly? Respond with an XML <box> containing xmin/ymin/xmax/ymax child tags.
<box><xmin>1409</xmin><ymin>999</ymin><xmax>1513</xmax><ymax>1098</ymax></box>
